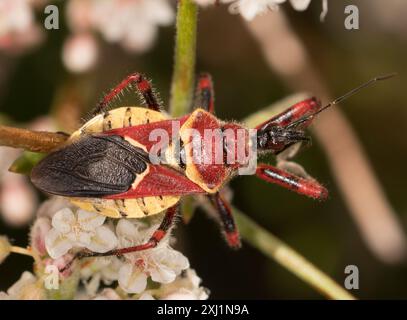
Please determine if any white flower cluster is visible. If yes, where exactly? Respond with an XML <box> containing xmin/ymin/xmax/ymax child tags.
<box><xmin>195</xmin><ymin>0</ymin><xmax>328</xmax><ymax>21</ymax></box>
<box><xmin>0</xmin><ymin>0</ymin><xmax>327</xmax><ymax>69</ymax></box>
<box><xmin>0</xmin><ymin>0</ymin><xmax>46</xmax><ymax>53</ymax></box>
<box><xmin>1</xmin><ymin>198</ymin><xmax>208</xmax><ymax>300</ymax></box>
<box><xmin>1</xmin><ymin>0</ymin><xmax>174</xmax><ymax>70</ymax></box>
<box><xmin>63</xmin><ymin>0</ymin><xmax>174</xmax><ymax>73</ymax></box>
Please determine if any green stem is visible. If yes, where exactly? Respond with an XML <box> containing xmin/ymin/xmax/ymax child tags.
<box><xmin>234</xmin><ymin>207</ymin><xmax>356</xmax><ymax>300</ymax></box>
<box><xmin>170</xmin><ymin>0</ymin><xmax>198</xmax><ymax>117</ymax></box>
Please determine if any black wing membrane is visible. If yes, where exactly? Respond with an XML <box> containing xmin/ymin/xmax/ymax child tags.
<box><xmin>31</xmin><ymin>134</ymin><xmax>149</xmax><ymax>197</ymax></box>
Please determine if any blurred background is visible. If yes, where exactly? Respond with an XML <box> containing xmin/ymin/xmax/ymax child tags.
<box><xmin>0</xmin><ymin>0</ymin><xmax>406</xmax><ymax>299</ymax></box>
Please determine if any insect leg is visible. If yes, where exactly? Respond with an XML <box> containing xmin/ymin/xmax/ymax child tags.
<box><xmin>194</xmin><ymin>73</ymin><xmax>215</xmax><ymax>113</ymax></box>
<box><xmin>208</xmin><ymin>192</ymin><xmax>241</xmax><ymax>249</ymax></box>
<box><xmin>91</xmin><ymin>72</ymin><xmax>161</xmax><ymax>116</ymax></box>
<box><xmin>255</xmin><ymin>97</ymin><xmax>321</xmax><ymax>130</ymax></box>
<box><xmin>111</xmin><ymin>202</ymin><xmax>179</xmax><ymax>254</ymax></box>
<box><xmin>256</xmin><ymin>163</ymin><xmax>328</xmax><ymax>199</ymax></box>
<box><xmin>258</xmin><ymin>74</ymin><xmax>397</xmax><ymax>131</ymax></box>
<box><xmin>64</xmin><ymin>204</ymin><xmax>179</xmax><ymax>267</ymax></box>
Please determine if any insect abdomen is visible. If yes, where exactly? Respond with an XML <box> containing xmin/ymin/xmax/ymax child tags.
<box><xmin>71</xmin><ymin>106</ymin><xmax>166</xmax><ymax>139</ymax></box>
<box><xmin>70</xmin><ymin>196</ymin><xmax>180</xmax><ymax>218</ymax></box>
<box><xmin>67</xmin><ymin>106</ymin><xmax>180</xmax><ymax>218</ymax></box>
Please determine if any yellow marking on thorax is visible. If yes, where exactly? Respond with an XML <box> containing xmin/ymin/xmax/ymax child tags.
<box><xmin>179</xmin><ymin>109</ymin><xmax>223</xmax><ymax>193</ymax></box>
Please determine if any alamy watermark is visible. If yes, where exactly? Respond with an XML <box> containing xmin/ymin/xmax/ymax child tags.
<box><xmin>147</xmin><ymin>122</ymin><xmax>258</xmax><ymax>176</ymax></box>
<box><xmin>42</xmin><ymin>4</ymin><xmax>361</xmax><ymax>32</ymax></box>
<box><xmin>44</xmin><ymin>5</ymin><xmax>59</xmax><ymax>30</ymax></box>
<box><xmin>344</xmin><ymin>265</ymin><xmax>359</xmax><ymax>290</ymax></box>
<box><xmin>44</xmin><ymin>265</ymin><xmax>60</xmax><ymax>290</ymax></box>
<box><xmin>344</xmin><ymin>5</ymin><xmax>359</xmax><ymax>30</ymax></box>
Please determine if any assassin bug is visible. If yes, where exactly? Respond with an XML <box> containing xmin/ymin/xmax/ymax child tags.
<box><xmin>30</xmin><ymin>72</ymin><xmax>395</xmax><ymax>262</ymax></box>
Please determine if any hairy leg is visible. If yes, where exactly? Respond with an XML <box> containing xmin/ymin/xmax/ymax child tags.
<box><xmin>91</xmin><ymin>72</ymin><xmax>161</xmax><ymax>116</ymax></box>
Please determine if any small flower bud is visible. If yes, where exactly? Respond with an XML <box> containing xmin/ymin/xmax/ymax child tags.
<box><xmin>30</xmin><ymin>217</ymin><xmax>51</xmax><ymax>256</ymax></box>
<box><xmin>0</xmin><ymin>174</ymin><xmax>37</xmax><ymax>227</ymax></box>
<box><xmin>62</xmin><ymin>33</ymin><xmax>98</xmax><ymax>73</ymax></box>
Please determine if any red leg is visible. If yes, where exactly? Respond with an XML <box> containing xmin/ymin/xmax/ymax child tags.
<box><xmin>92</xmin><ymin>72</ymin><xmax>161</xmax><ymax>116</ymax></box>
<box><xmin>63</xmin><ymin>204</ymin><xmax>179</xmax><ymax>269</ymax></box>
<box><xmin>209</xmin><ymin>192</ymin><xmax>241</xmax><ymax>249</ymax></box>
<box><xmin>256</xmin><ymin>74</ymin><xmax>397</xmax><ymax>131</ymax></box>
<box><xmin>256</xmin><ymin>163</ymin><xmax>328</xmax><ymax>200</ymax></box>
<box><xmin>195</xmin><ymin>73</ymin><xmax>215</xmax><ymax>113</ymax></box>
<box><xmin>255</xmin><ymin>97</ymin><xmax>321</xmax><ymax>131</ymax></box>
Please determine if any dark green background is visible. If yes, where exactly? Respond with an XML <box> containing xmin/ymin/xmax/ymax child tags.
<box><xmin>0</xmin><ymin>1</ymin><xmax>406</xmax><ymax>299</ymax></box>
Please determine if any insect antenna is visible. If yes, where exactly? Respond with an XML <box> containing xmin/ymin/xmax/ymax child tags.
<box><xmin>286</xmin><ymin>72</ymin><xmax>397</xmax><ymax>129</ymax></box>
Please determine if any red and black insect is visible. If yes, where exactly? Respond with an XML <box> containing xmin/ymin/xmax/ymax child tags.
<box><xmin>30</xmin><ymin>71</ymin><xmax>394</xmax><ymax>261</ymax></box>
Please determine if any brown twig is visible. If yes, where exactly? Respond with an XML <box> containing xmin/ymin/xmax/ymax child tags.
<box><xmin>0</xmin><ymin>125</ymin><xmax>68</xmax><ymax>153</ymax></box>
